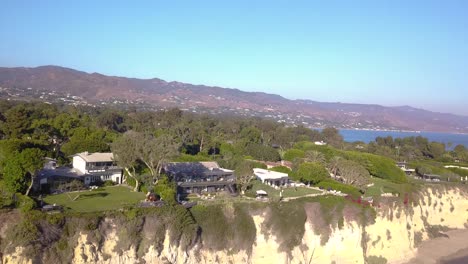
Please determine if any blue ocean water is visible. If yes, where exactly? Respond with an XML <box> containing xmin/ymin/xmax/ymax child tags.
<box><xmin>340</xmin><ymin>129</ymin><xmax>468</xmax><ymax>148</ymax></box>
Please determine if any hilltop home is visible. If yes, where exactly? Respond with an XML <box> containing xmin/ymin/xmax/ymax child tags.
<box><xmin>72</xmin><ymin>152</ymin><xmax>123</xmax><ymax>185</ymax></box>
<box><xmin>253</xmin><ymin>168</ymin><xmax>290</xmax><ymax>187</ymax></box>
<box><xmin>163</xmin><ymin>162</ymin><xmax>236</xmax><ymax>196</ymax></box>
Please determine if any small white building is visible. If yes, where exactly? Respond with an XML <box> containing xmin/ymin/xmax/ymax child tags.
<box><xmin>253</xmin><ymin>168</ymin><xmax>289</xmax><ymax>187</ymax></box>
<box><xmin>72</xmin><ymin>152</ymin><xmax>123</xmax><ymax>185</ymax></box>
<box><xmin>314</xmin><ymin>141</ymin><xmax>327</xmax><ymax>146</ymax></box>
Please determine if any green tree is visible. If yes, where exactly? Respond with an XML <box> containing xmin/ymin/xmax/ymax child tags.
<box><xmin>244</xmin><ymin>143</ymin><xmax>281</xmax><ymax>161</ymax></box>
<box><xmin>327</xmin><ymin>156</ymin><xmax>342</xmax><ymax>176</ymax></box>
<box><xmin>239</xmin><ymin>127</ymin><xmax>262</xmax><ymax>144</ymax></box>
<box><xmin>283</xmin><ymin>149</ymin><xmax>305</xmax><ymax>161</ymax></box>
<box><xmin>428</xmin><ymin>142</ymin><xmax>445</xmax><ymax>159</ymax></box>
<box><xmin>292</xmin><ymin>162</ymin><xmax>329</xmax><ymax>184</ymax></box>
<box><xmin>335</xmin><ymin>159</ymin><xmax>370</xmax><ymax>190</ymax></box>
<box><xmin>139</xmin><ymin>133</ymin><xmax>180</xmax><ymax>182</ymax></box>
<box><xmin>153</xmin><ymin>175</ymin><xmax>177</xmax><ymax>203</ymax></box>
<box><xmin>3</xmin><ymin>157</ymin><xmax>27</xmax><ymax>193</ymax></box>
<box><xmin>19</xmin><ymin>148</ymin><xmax>44</xmax><ymax>196</ymax></box>
<box><xmin>304</xmin><ymin>150</ymin><xmax>325</xmax><ymax>164</ymax></box>
<box><xmin>235</xmin><ymin>161</ymin><xmax>254</xmax><ymax>195</ymax></box>
<box><xmin>1</xmin><ymin>105</ymin><xmax>32</xmax><ymax>138</ymax></box>
<box><xmin>111</xmin><ymin>132</ymin><xmax>142</xmax><ymax>191</ymax></box>
<box><xmin>321</xmin><ymin>127</ymin><xmax>343</xmax><ymax>148</ymax></box>
<box><xmin>416</xmin><ymin>165</ymin><xmax>432</xmax><ymax>176</ymax></box>
<box><xmin>453</xmin><ymin>145</ymin><xmax>467</xmax><ymax>161</ymax></box>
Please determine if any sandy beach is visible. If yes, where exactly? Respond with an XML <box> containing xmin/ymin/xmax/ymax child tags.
<box><xmin>404</xmin><ymin>229</ymin><xmax>468</xmax><ymax>264</ymax></box>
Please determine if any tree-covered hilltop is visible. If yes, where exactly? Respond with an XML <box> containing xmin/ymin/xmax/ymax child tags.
<box><xmin>0</xmin><ymin>99</ymin><xmax>467</xmax><ymax>209</ymax></box>
<box><xmin>1</xmin><ymin>99</ymin><xmax>468</xmax><ymax>264</ymax></box>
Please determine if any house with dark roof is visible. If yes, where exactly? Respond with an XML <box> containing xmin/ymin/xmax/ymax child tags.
<box><xmin>163</xmin><ymin>162</ymin><xmax>236</xmax><ymax>196</ymax></box>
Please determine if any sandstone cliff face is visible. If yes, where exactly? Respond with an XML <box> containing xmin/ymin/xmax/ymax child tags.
<box><xmin>2</xmin><ymin>187</ymin><xmax>468</xmax><ymax>264</ymax></box>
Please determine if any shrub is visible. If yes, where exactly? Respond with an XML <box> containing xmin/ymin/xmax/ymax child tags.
<box><xmin>367</xmin><ymin>255</ymin><xmax>388</xmax><ymax>264</ymax></box>
<box><xmin>16</xmin><ymin>193</ymin><xmax>36</xmax><ymax>213</ymax></box>
<box><xmin>343</xmin><ymin>151</ymin><xmax>407</xmax><ymax>183</ymax></box>
<box><xmin>103</xmin><ymin>180</ymin><xmax>115</xmax><ymax>187</ymax></box>
<box><xmin>2</xmin><ymin>215</ymin><xmax>39</xmax><ymax>251</ymax></box>
<box><xmin>174</xmin><ymin>154</ymin><xmax>213</xmax><ymax>162</ymax></box>
<box><xmin>291</xmin><ymin>162</ymin><xmax>329</xmax><ymax>184</ymax></box>
<box><xmin>263</xmin><ymin>201</ymin><xmax>306</xmax><ymax>252</ymax></box>
<box><xmin>154</xmin><ymin>175</ymin><xmax>177</xmax><ymax>203</ymax></box>
<box><xmin>316</xmin><ymin>179</ymin><xmax>361</xmax><ymax>197</ymax></box>
<box><xmin>283</xmin><ymin>149</ymin><xmax>305</xmax><ymax>161</ymax></box>
<box><xmin>269</xmin><ymin>166</ymin><xmax>291</xmax><ymax>174</ymax></box>
<box><xmin>190</xmin><ymin>204</ymin><xmax>256</xmax><ymax>253</ymax></box>
<box><xmin>0</xmin><ymin>180</ymin><xmax>14</xmax><ymax>208</ymax></box>
<box><xmin>247</xmin><ymin>160</ymin><xmax>268</xmax><ymax>169</ymax></box>
<box><xmin>294</xmin><ymin>143</ymin><xmax>339</xmax><ymax>161</ymax></box>
<box><xmin>244</xmin><ymin>143</ymin><xmax>281</xmax><ymax>162</ymax></box>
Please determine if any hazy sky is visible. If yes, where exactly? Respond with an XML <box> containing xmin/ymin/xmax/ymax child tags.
<box><xmin>1</xmin><ymin>1</ymin><xmax>468</xmax><ymax>115</ymax></box>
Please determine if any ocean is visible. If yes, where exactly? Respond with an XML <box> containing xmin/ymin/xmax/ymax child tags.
<box><xmin>339</xmin><ymin>129</ymin><xmax>468</xmax><ymax>148</ymax></box>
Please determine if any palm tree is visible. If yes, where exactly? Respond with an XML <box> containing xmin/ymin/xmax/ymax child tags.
<box><xmin>327</xmin><ymin>156</ymin><xmax>342</xmax><ymax>177</ymax></box>
<box><xmin>304</xmin><ymin>150</ymin><xmax>325</xmax><ymax>164</ymax></box>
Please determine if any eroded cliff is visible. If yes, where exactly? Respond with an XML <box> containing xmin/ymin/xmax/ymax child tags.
<box><xmin>1</xmin><ymin>186</ymin><xmax>467</xmax><ymax>264</ymax></box>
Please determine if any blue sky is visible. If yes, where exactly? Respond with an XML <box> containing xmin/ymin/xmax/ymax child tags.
<box><xmin>1</xmin><ymin>0</ymin><xmax>468</xmax><ymax>115</ymax></box>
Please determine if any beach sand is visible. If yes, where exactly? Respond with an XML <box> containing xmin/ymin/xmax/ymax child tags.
<box><xmin>404</xmin><ymin>229</ymin><xmax>468</xmax><ymax>264</ymax></box>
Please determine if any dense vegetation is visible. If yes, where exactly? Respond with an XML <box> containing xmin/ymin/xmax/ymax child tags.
<box><xmin>0</xmin><ymin>99</ymin><xmax>467</xmax><ymax>206</ymax></box>
<box><xmin>0</xmin><ymin>99</ymin><xmax>467</xmax><ymax>261</ymax></box>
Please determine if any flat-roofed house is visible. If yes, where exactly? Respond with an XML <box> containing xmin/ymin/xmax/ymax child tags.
<box><xmin>396</xmin><ymin>161</ymin><xmax>415</xmax><ymax>175</ymax></box>
<box><xmin>253</xmin><ymin>168</ymin><xmax>290</xmax><ymax>187</ymax></box>
<box><xmin>164</xmin><ymin>162</ymin><xmax>236</xmax><ymax>195</ymax></box>
<box><xmin>422</xmin><ymin>174</ymin><xmax>442</xmax><ymax>182</ymax></box>
<box><xmin>72</xmin><ymin>152</ymin><xmax>123</xmax><ymax>185</ymax></box>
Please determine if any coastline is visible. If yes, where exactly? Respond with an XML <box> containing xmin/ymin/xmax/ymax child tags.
<box><xmin>404</xmin><ymin>229</ymin><xmax>468</xmax><ymax>264</ymax></box>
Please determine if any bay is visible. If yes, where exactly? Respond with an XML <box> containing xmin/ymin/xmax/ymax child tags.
<box><xmin>339</xmin><ymin>129</ymin><xmax>468</xmax><ymax>148</ymax></box>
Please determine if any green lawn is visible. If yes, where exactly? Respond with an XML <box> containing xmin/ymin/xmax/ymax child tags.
<box><xmin>365</xmin><ymin>177</ymin><xmax>417</xmax><ymax>197</ymax></box>
<box><xmin>43</xmin><ymin>186</ymin><xmax>145</xmax><ymax>212</ymax></box>
<box><xmin>246</xmin><ymin>180</ymin><xmax>322</xmax><ymax>199</ymax></box>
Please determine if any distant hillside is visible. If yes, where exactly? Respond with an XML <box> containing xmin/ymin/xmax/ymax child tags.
<box><xmin>1</xmin><ymin>65</ymin><xmax>467</xmax><ymax>133</ymax></box>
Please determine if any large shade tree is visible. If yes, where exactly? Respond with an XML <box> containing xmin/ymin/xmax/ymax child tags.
<box><xmin>112</xmin><ymin>131</ymin><xmax>181</xmax><ymax>191</ymax></box>
<box><xmin>335</xmin><ymin>159</ymin><xmax>370</xmax><ymax>190</ymax></box>
<box><xmin>111</xmin><ymin>132</ymin><xmax>141</xmax><ymax>191</ymax></box>
<box><xmin>20</xmin><ymin>148</ymin><xmax>45</xmax><ymax>196</ymax></box>
<box><xmin>2</xmin><ymin>148</ymin><xmax>44</xmax><ymax>195</ymax></box>
<box><xmin>234</xmin><ymin>161</ymin><xmax>254</xmax><ymax>195</ymax></box>
<box><xmin>292</xmin><ymin>162</ymin><xmax>329</xmax><ymax>185</ymax></box>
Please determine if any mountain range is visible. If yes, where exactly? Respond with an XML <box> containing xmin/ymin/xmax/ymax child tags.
<box><xmin>0</xmin><ymin>65</ymin><xmax>467</xmax><ymax>133</ymax></box>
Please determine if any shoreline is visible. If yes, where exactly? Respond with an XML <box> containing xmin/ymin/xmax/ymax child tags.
<box><xmin>404</xmin><ymin>229</ymin><xmax>468</xmax><ymax>264</ymax></box>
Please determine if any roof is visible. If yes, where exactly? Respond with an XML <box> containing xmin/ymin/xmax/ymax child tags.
<box><xmin>424</xmin><ymin>174</ymin><xmax>441</xmax><ymax>178</ymax></box>
<box><xmin>254</xmin><ymin>168</ymin><xmax>289</xmax><ymax>181</ymax></box>
<box><xmin>256</xmin><ymin>190</ymin><xmax>267</xmax><ymax>195</ymax></box>
<box><xmin>38</xmin><ymin>167</ymin><xmax>84</xmax><ymax>178</ymax></box>
<box><xmin>74</xmin><ymin>152</ymin><xmax>114</xmax><ymax>163</ymax></box>
<box><xmin>164</xmin><ymin>162</ymin><xmax>233</xmax><ymax>175</ymax></box>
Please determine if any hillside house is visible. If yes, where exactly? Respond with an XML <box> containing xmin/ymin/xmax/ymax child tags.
<box><xmin>421</xmin><ymin>174</ymin><xmax>442</xmax><ymax>182</ymax></box>
<box><xmin>72</xmin><ymin>152</ymin><xmax>123</xmax><ymax>185</ymax></box>
<box><xmin>396</xmin><ymin>161</ymin><xmax>415</xmax><ymax>175</ymax></box>
<box><xmin>253</xmin><ymin>168</ymin><xmax>290</xmax><ymax>187</ymax></box>
<box><xmin>163</xmin><ymin>162</ymin><xmax>236</xmax><ymax>196</ymax></box>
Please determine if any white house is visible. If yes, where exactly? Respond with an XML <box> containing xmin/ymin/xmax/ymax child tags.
<box><xmin>72</xmin><ymin>152</ymin><xmax>123</xmax><ymax>185</ymax></box>
<box><xmin>253</xmin><ymin>168</ymin><xmax>290</xmax><ymax>187</ymax></box>
<box><xmin>314</xmin><ymin>141</ymin><xmax>327</xmax><ymax>146</ymax></box>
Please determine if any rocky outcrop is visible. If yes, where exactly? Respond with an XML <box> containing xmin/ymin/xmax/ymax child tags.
<box><xmin>2</xmin><ymin>187</ymin><xmax>467</xmax><ymax>264</ymax></box>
